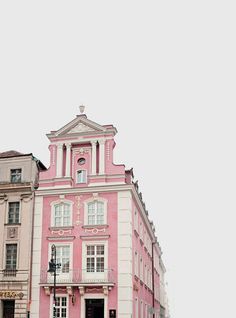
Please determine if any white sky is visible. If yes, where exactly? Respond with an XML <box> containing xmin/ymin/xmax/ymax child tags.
<box><xmin>0</xmin><ymin>1</ymin><xmax>236</xmax><ymax>317</ymax></box>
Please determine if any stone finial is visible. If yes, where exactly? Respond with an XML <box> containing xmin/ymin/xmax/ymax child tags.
<box><xmin>79</xmin><ymin>105</ymin><xmax>85</xmax><ymax>114</ymax></box>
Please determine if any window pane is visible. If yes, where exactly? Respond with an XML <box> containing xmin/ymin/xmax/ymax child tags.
<box><xmin>54</xmin><ymin>203</ymin><xmax>71</xmax><ymax>227</ymax></box>
<box><xmin>10</xmin><ymin>169</ymin><xmax>22</xmax><ymax>182</ymax></box>
<box><xmin>87</xmin><ymin>246</ymin><xmax>94</xmax><ymax>255</ymax></box>
<box><xmin>77</xmin><ymin>170</ymin><xmax>86</xmax><ymax>183</ymax></box>
<box><xmin>96</xmin><ymin>257</ymin><xmax>104</xmax><ymax>272</ymax></box>
<box><xmin>8</xmin><ymin>202</ymin><xmax>20</xmax><ymax>223</ymax></box>
<box><xmin>6</xmin><ymin>244</ymin><xmax>17</xmax><ymax>269</ymax></box>
<box><xmin>96</xmin><ymin>245</ymin><xmax>104</xmax><ymax>255</ymax></box>
<box><xmin>87</xmin><ymin>258</ymin><xmax>95</xmax><ymax>272</ymax></box>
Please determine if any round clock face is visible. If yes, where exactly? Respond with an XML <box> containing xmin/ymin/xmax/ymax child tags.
<box><xmin>78</xmin><ymin>157</ymin><xmax>86</xmax><ymax>165</ymax></box>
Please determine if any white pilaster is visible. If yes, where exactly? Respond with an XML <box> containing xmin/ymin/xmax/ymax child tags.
<box><xmin>31</xmin><ymin>196</ymin><xmax>43</xmax><ymax>318</ymax></box>
<box><xmin>65</xmin><ymin>143</ymin><xmax>72</xmax><ymax>177</ymax></box>
<box><xmin>91</xmin><ymin>140</ymin><xmax>97</xmax><ymax>175</ymax></box>
<box><xmin>99</xmin><ymin>139</ymin><xmax>105</xmax><ymax>175</ymax></box>
<box><xmin>56</xmin><ymin>144</ymin><xmax>63</xmax><ymax>177</ymax></box>
<box><xmin>118</xmin><ymin>191</ymin><xmax>133</xmax><ymax>318</ymax></box>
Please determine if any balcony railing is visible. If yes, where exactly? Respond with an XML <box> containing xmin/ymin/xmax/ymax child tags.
<box><xmin>3</xmin><ymin>269</ymin><xmax>17</xmax><ymax>277</ymax></box>
<box><xmin>40</xmin><ymin>269</ymin><xmax>114</xmax><ymax>285</ymax></box>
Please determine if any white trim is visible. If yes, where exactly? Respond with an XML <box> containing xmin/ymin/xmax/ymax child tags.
<box><xmin>65</xmin><ymin>143</ymin><xmax>72</xmax><ymax>177</ymax></box>
<box><xmin>117</xmin><ymin>191</ymin><xmax>133</xmax><ymax>318</ymax></box>
<box><xmin>50</xmin><ymin>199</ymin><xmax>73</xmax><ymax>227</ymax></box>
<box><xmin>48</xmin><ymin>242</ymin><xmax>73</xmax><ymax>280</ymax></box>
<box><xmin>99</xmin><ymin>140</ymin><xmax>105</xmax><ymax>175</ymax></box>
<box><xmin>50</xmin><ymin>294</ymin><xmax>69</xmax><ymax>318</ymax></box>
<box><xmin>82</xmin><ymin>240</ymin><xmax>108</xmax><ymax>282</ymax></box>
<box><xmin>84</xmin><ymin>196</ymin><xmax>108</xmax><ymax>226</ymax></box>
<box><xmin>56</xmin><ymin>144</ymin><xmax>63</xmax><ymax>178</ymax></box>
<box><xmin>76</xmin><ymin>169</ymin><xmax>87</xmax><ymax>184</ymax></box>
<box><xmin>81</xmin><ymin>293</ymin><xmax>107</xmax><ymax>318</ymax></box>
<box><xmin>91</xmin><ymin>140</ymin><xmax>97</xmax><ymax>175</ymax></box>
<box><xmin>31</xmin><ymin>196</ymin><xmax>43</xmax><ymax>318</ymax></box>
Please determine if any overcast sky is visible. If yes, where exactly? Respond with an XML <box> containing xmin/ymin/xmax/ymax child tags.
<box><xmin>1</xmin><ymin>1</ymin><xmax>236</xmax><ymax>317</ymax></box>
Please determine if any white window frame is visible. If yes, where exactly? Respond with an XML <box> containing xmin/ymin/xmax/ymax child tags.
<box><xmin>84</xmin><ymin>196</ymin><xmax>107</xmax><ymax>226</ymax></box>
<box><xmin>10</xmin><ymin>168</ymin><xmax>22</xmax><ymax>183</ymax></box>
<box><xmin>48</xmin><ymin>243</ymin><xmax>72</xmax><ymax>281</ymax></box>
<box><xmin>8</xmin><ymin>201</ymin><xmax>20</xmax><ymax>224</ymax></box>
<box><xmin>5</xmin><ymin>243</ymin><xmax>18</xmax><ymax>270</ymax></box>
<box><xmin>76</xmin><ymin>169</ymin><xmax>87</xmax><ymax>184</ymax></box>
<box><xmin>82</xmin><ymin>240</ymin><xmax>108</xmax><ymax>281</ymax></box>
<box><xmin>51</xmin><ymin>199</ymin><xmax>73</xmax><ymax>228</ymax></box>
<box><xmin>50</xmin><ymin>294</ymin><xmax>69</xmax><ymax>318</ymax></box>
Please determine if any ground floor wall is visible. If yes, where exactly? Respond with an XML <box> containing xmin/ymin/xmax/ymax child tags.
<box><xmin>0</xmin><ymin>281</ymin><xmax>29</xmax><ymax>318</ymax></box>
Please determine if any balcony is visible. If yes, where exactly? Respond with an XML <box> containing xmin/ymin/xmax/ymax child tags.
<box><xmin>40</xmin><ymin>269</ymin><xmax>115</xmax><ymax>286</ymax></box>
<box><xmin>3</xmin><ymin>269</ymin><xmax>17</xmax><ymax>277</ymax></box>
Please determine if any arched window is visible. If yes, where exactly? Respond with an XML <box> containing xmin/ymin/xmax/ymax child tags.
<box><xmin>53</xmin><ymin>203</ymin><xmax>71</xmax><ymax>227</ymax></box>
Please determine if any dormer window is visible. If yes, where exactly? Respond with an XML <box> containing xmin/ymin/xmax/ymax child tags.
<box><xmin>10</xmin><ymin>169</ymin><xmax>22</xmax><ymax>183</ymax></box>
<box><xmin>77</xmin><ymin>170</ymin><xmax>87</xmax><ymax>184</ymax></box>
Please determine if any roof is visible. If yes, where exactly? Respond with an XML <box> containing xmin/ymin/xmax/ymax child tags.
<box><xmin>0</xmin><ymin>150</ymin><xmax>47</xmax><ymax>171</ymax></box>
<box><xmin>0</xmin><ymin>150</ymin><xmax>26</xmax><ymax>158</ymax></box>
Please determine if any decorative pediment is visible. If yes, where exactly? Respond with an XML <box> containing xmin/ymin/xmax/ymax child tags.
<box><xmin>49</xmin><ymin>116</ymin><xmax>107</xmax><ymax>138</ymax></box>
<box><xmin>67</xmin><ymin>122</ymin><xmax>96</xmax><ymax>134</ymax></box>
<box><xmin>46</xmin><ymin>114</ymin><xmax>117</xmax><ymax>141</ymax></box>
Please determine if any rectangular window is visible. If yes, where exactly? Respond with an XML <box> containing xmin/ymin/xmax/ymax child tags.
<box><xmin>54</xmin><ymin>203</ymin><xmax>71</xmax><ymax>227</ymax></box>
<box><xmin>55</xmin><ymin>297</ymin><xmax>67</xmax><ymax>318</ymax></box>
<box><xmin>6</xmin><ymin>244</ymin><xmax>17</xmax><ymax>270</ymax></box>
<box><xmin>55</xmin><ymin>246</ymin><xmax>70</xmax><ymax>274</ymax></box>
<box><xmin>8</xmin><ymin>202</ymin><xmax>20</xmax><ymax>224</ymax></box>
<box><xmin>86</xmin><ymin>245</ymin><xmax>104</xmax><ymax>273</ymax></box>
<box><xmin>10</xmin><ymin>169</ymin><xmax>22</xmax><ymax>183</ymax></box>
<box><xmin>77</xmin><ymin>170</ymin><xmax>87</xmax><ymax>183</ymax></box>
<box><xmin>88</xmin><ymin>201</ymin><xmax>104</xmax><ymax>225</ymax></box>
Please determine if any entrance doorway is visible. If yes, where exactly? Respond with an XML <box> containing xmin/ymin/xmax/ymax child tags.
<box><xmin>86</xmin><ymin>299</ymin><xmax>104</xmax><ymax>318</ymax></box>
<box><xmin>3</xmin><ymin>300</ymin><xmax>15</xmax><ymax>318</ymax></box>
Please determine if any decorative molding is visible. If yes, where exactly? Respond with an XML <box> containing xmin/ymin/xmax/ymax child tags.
<box><xmin>7</xmin><ymin>227</ymin><xmax>18</xmax><ymax>239</ymax></box>
<box><xmin>66</xmin><ymin>286</ymin><xmax>73</xmax><ymax>295</ymax></box>
<box><xmin>0</xmin><ymin>194</ymin><xmax>8</xmax><ymax>204</ymax></box>
<box><xmin>47</xmin><ymin>236</ymin><xmax>75</xmax><ymax>241</ymax></box>
<box><xmin>43</xmin><ymin>287</ymin><xmax>50</xmax><ymax>296</ymax></box>
<box><xmin>80</xmin><ymin>235</ymin><xmax>110</xmax><ymax>240</ymax></box>
<box><xmin>51</xmin><ymin>229</ymin><xmax>72</xmax><ymax>236</ymax></box>
<box><xmin>85</xmin><ymin>287</ymin><xmax>103</xmax><ymax>293</ymax></box>
<box><xmin>84</xmin><ymin>228</ymin><xmax>106</xmax><ymax>235</ymax></box>
<box><xmin>68</xmin><ymin>123</ymin><xmax>96</xmax><ymax>133</ymax></box>
<box><xmin>103</xmin><ymin>286</ymin><xmax>109</xmax><ymax>295</ymax></box>
<box><xmin>75</xmin><ymin>195</ymin><xmax>83</xmax><ymax>225</ymax></box>
<box><xmin>20</xmin><ymin>193</ymin><xmax>33</xmax><ymax>202</ymax></box>
<box><xmin>78</xmin><ymin>286</ymin><xmax>84</xmax><ymax>295</ymax></box>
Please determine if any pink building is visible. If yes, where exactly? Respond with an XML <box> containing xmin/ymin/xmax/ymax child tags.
<box><xmin>31</xmin><ymin>109</ymin><xmax>166</xmax><ymax>318</ymax></box>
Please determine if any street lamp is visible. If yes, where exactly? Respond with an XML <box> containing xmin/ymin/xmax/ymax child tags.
<box><xmin>47</xmin><ymin>244</ymin><xmax>61</xmax><ymax>318</ymax></box>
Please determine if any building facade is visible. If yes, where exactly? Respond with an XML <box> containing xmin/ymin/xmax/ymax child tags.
<box><xmin>0</xmin><ymin>151</ymin><xmax>46</xmax><ymax>318</ymax></box>
<box><xmin>30</xmin><ymin>109</ymin><xmax>167</xmax><ymax>318</ymax></box>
